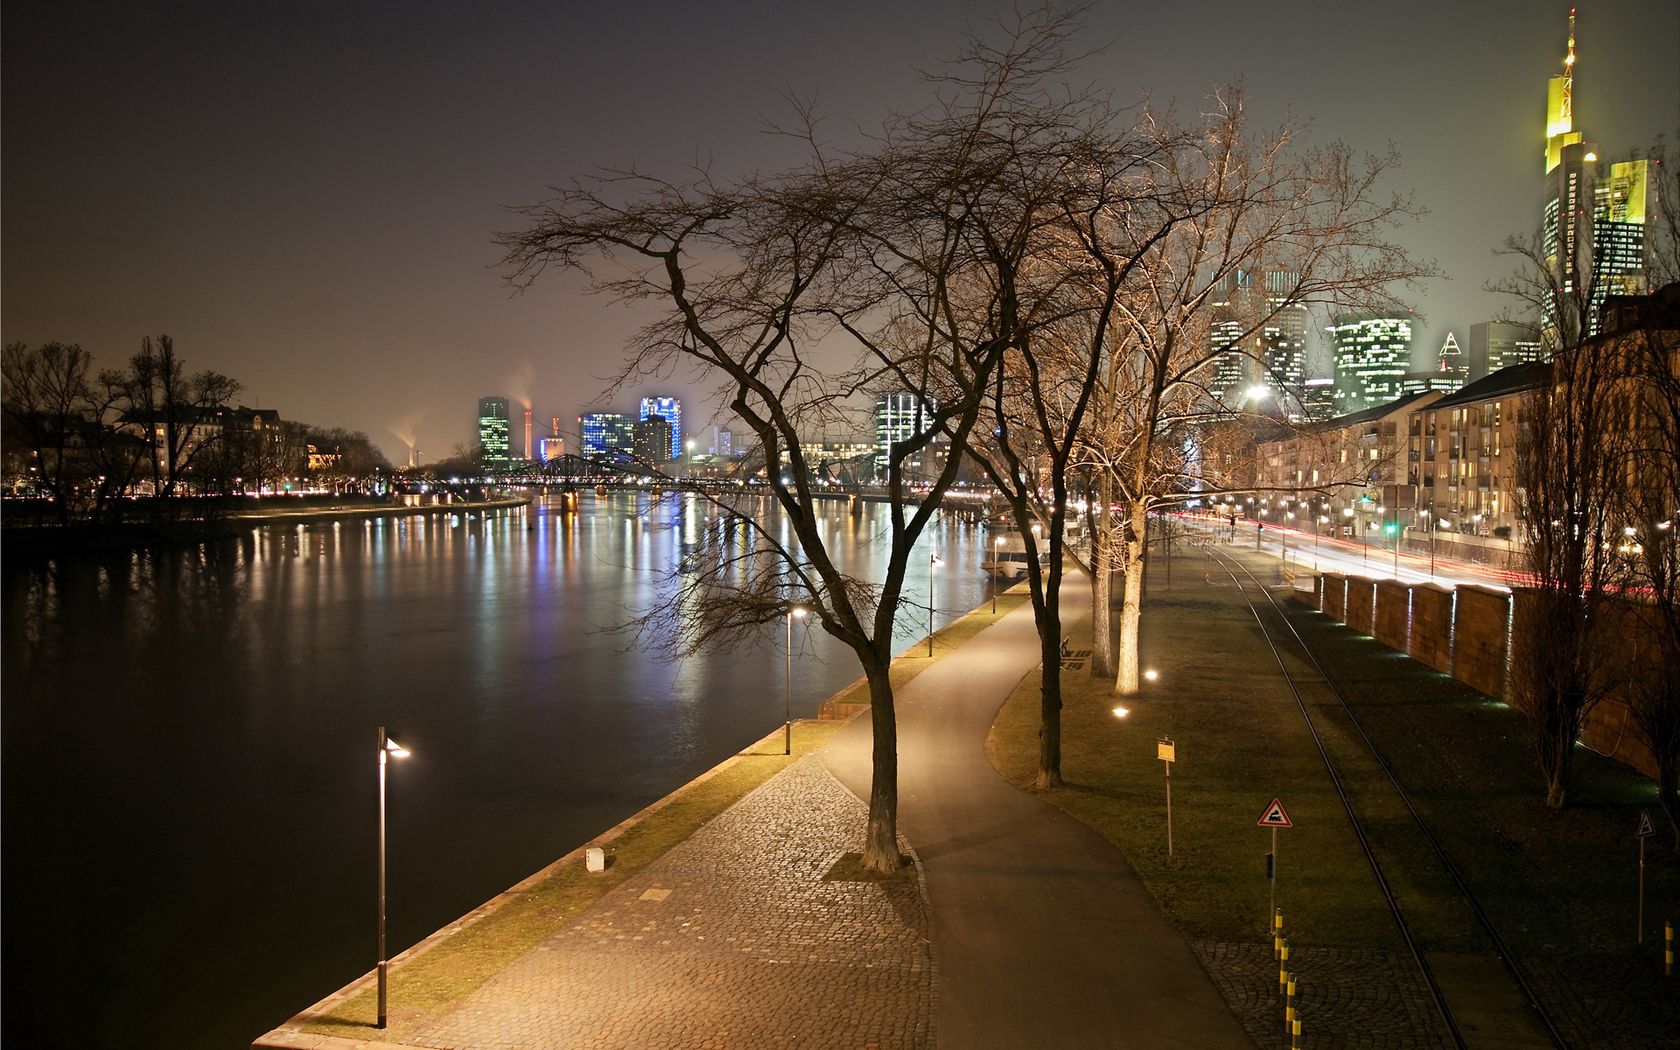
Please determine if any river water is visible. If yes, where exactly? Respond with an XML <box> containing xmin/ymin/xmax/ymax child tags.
<box><xmin>1</xmin><ymin>491</ymin><xmax>995</xmax><ymax>1049</ymax></box>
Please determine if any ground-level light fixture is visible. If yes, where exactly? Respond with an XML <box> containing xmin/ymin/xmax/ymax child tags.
<box><xmin>1144</xmin><ymin>669</ymin><xmax>1159</xmax><ymax>682</ymax></box>
<box><xmin>1112</xmin><ymin>706</ymin><xmax>1131</xmax><ymax>719</ymax></box>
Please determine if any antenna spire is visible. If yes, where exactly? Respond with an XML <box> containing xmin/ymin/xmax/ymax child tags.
<box><xmin>1561</xmin><ymin>8</ymin><xmax>1576</xmax><ymax>125</ymax></box>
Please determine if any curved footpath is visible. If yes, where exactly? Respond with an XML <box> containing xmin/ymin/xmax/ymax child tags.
<box><xmin>255</xmin><ymin>582</ymin><xmax>1251</xmax><ymax>1050</ymax></box>
<box><xmin>821</xmin><ymin>586</ymin><xmax>1254</xmax><ymax>1049</ymax></box>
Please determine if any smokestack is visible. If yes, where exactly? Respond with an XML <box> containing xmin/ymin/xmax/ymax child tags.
<box><xmin>551</xmin><ymin>415</ymin><xmax>560</xmax><ymax>437</ymax></box>
<box><xmin>523</xmin><ymin>408</ymin><xmax>533</xmax><ymax>460</ymax></box>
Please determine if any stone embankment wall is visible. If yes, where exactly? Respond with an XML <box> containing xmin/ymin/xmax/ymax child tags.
<box><xmin>1301</xmin><ymin>574</ymin><xmax>1657</xmax><ymax>779</ymax></box>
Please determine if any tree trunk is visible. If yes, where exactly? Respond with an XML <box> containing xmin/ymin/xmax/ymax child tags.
<box><xmin>1036</xmin><ymin>579</ymin><xmax>1064</xmax><ymax>789</ymax></box>
<box><xmin>1537</xmin><ymin>709</ymin><xmax>1575</xmax><ymax>810</ymax></box>
<box><xmin>1114</xmin><ymin>503</ymin><xmax>1148</xmax><ymax>696</ymax></box>
<box><xmin>1089</xmin><ymin>475</ymin><xmax>1114</xmax><ymax>677</ymax></box>
<box><xmin>861</xmin><ymin>653</ymin><xmax>902</xmax><ymax>872</ymax></box>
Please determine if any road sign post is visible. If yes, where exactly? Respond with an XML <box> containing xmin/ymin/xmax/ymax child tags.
<box><xmin>1258</xmin><ymin>797</ymin><xmax>1293</xmax><ymax>936</ymax></box>
<box><xmin>1638</xmin><ymin>809</ymin><xmax>1656</xmax><ymax>944</ymax></box>
<box><xmin>1158</xmin><ymin>738</ymin><xmax>1176</xmax><ymax>856</ymax></box>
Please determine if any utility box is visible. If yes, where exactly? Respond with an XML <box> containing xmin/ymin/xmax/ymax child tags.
<box><xmin>586</xmin><ymin>846</ymin><xmax>606</xmax><ymax>873</ymax></box>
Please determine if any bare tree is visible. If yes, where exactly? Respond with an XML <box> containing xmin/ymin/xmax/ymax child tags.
<box><xmin>497</xmin><ymin>9</ymin><xmax>1097</xmax><ymax>870</ymax></box>
<box><xmin>1083</xmin><ymin>91</ymin><xmax>1429</xmax><ymax>695</ymax></box>
<box><xmin>2</xmin><ymin>341</ymin><xmax>98</xmax><ymax>523</ymax></box>
<box><xmin>1</xmin><ymin>341</ymin><xmax>143</xmax><ymax>526</ymax></box>
<box><xmin>1496</xmin><ymin>235</ymin><xmax>1639</xmax><ymax>809</ymax></box>
<box><xmin>119</xmin><ymin>335</ymin><xmax>240</xmax><ymax>504</ymax></box>
<box><xmin>1620</xmin><ymin>286</ymin><xmax>1680</xmax><ymax>842</ymax></box>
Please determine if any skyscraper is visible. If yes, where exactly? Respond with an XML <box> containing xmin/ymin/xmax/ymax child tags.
<box><xmin>1206</xmin><ymin>270</ymin><xmax>1255</xmax><ymax>407</ymax></box>
<box><xmin>873</xmin><ymin>392</ymin><xmax>939</xmax><ymax>480</ymax></box>
<box><xmin>579</xmin><ymin>412</ymin><xmax>633</xmax><ymax>462</ymax></box>
<box><xmin>639</xmin><ymin>396</ymin><xmax>682</xmax><ymax>461</ymax></box>
<box><xmin>632</xmin><ymin>417</ymin><xmax>673</xmax><ymax>464</ymax></box>
<box><xmin>1466</xmin><ymin>322</ymin><xmax>1543</xmax><ymax>381</ymax></box>
<box><xmin>1436</xmin><ymin>331</ymin><xmax>1466</xmax><ymax>386</ymax></box>
<box><xmin>1539</xmin><ymin>9</ymin><xmax>1652</xmax><ymax>336</ymax></box>
<box><xmin>477</xmin><ymin>396</ymin><xmax>511</xmax><ymax>467</ymax></box>
<box><xmin>1330</xmin><ymin>313</ymin><xmax>1412</xmax><ymax>413</ymax></box>
<box><xmin>1206</xmin><ymin>270</ymin><xmax>1310</xmax><ymax>417</ymax></box>
<box><xmin>1260</xmin><ymin>271</ymin><xmax>1309</xmax><ymax>409</ymax></box>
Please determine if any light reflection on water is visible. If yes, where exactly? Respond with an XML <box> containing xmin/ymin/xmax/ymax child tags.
<box><xmin>1</xmin><ymin>492</ymin><xmax>995</xmax><ymax>1049</ymax></box>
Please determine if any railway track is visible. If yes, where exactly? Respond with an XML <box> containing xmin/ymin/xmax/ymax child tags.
<box><xmin>1200</xmin><ymin>541</ymin><xmax>1567</xmax><ymax>1050</ymax></box>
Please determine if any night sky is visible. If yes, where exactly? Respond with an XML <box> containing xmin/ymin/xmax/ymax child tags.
<box><xmin>5</xmin><ymin>1</ymin><xmax>1675</xmax><ymax>463</ymax></box>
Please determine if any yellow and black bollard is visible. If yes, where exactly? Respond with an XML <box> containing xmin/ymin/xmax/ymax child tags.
<box><xmin>1278</xmin><ymin>938</ymin><xmax>1291</xmax><ymax>992</ymax></box>
<box><xmin>1273</xmin><ymin>909</ymin><xmax>1284</xmax><ymax>959</ymax></box>
<box><xmin>1285</xmin><ymin>971</ymin><xmax>1297</xmax><ymax>1037</ymax></box>
<box><xmin>1291</xmin><ymin>1017</ymin><xmax>1302</xmax><ymax>1049</ymax></box>
<box><xmin>1666</xmin><ymin>921</ymin><xmax>1673</xmax><ymax>977</ymax></box>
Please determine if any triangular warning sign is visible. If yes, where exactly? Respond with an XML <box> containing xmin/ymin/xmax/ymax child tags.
<box><xmin>1257</xmin><ymin>797</ymin><xmax>1292</xmax><ymax>828</ymax></box>
<box><xmin>1636</xmin><ymin>809</ymin><xmax>1656</xmax><ymax>838</ymax></box>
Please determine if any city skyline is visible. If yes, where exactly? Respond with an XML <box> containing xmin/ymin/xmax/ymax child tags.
<box><xmin>3</xmin><ymin>1</ymin><xmax>1675</xmax><ymax>462</ymax></box>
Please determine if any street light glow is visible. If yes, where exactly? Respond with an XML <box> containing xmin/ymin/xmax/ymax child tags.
<box><xmin>1144</xmin><ymin>669</ymin><xmax>1159</xmax><ymax>682</ymax></box>
<box><xmin>1111</xmin><ymin>706</ymin><xmax>1130</xmax><ymax>719</ymax></box>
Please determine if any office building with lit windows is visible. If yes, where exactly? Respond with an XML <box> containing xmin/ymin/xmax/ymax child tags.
<box><xmin>639</xmin><ymin>396</ymin><xmax>683</xmax><ymax>461</ymax></box>
<box><xmin>633</xmin><ymin>416</ymin><xmax>674</xmax><ymax>464</ymax></box>
<box><xmin>1466</xmin><ymin>321</ymin><xmax>1543</xmax><ymax>382</ymax></box>
<box><xmin>1206</xmin><ymin>270</ymin><xmax>1309</xmax><ymax>417</ymax></box>
<box><xmin>579</xmin><ymin>411</ymin><xmax>633</xmax><ymax>462</ymax></box>
<box><xmin>1539</xmin><ymin>9</ymin><xmax>1652</xmax><ymax>337</ymax></box>
<box><xmin>1330</xmin><ymin>313</ymin><xmax>1413</xmax><ymax>414</ymax></box>
<box><xmin>873</xmin><ymin>392</ymin><xmax>940</xmax><ymax>481</ymax></box>
<box><xmin>477</xmin><ymin>396</ymin><xmax>511</xmax><ymax>467</ymax></box>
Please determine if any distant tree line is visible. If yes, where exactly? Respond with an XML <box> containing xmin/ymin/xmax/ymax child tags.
<box><xmin>2</xmin><ymin>334</ymin><xmax>390</xmax><ymax>530</ymax></box>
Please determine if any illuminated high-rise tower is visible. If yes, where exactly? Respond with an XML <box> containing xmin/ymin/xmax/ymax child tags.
<box><xmin>1330</xmin><ymin>312</ymin><xmax>1412</xmax><ymax>413</ymax></box>
<box><xmin>639</xmin><ymin>396</ymin><xmax>682</xmax><ymax>460</ymax></box>
<box><xmin>1205</xmin><ymin>269</ymin><xmax>1308</xmax><ymax>418</ymax></box>
<box><xmin>1539</xmin><ymin>8</ymin><xmax>1652</xmax><ymax>337</ymax></box>
<box><xmin>1543</xmin><ymin>8</ymin><xmax>1582</xmax><ymax>176</ymax></box>
<box><xmin>477</xmin><ymin>396</ymin><xmax>510</xmax><ymax>467</ymax></box>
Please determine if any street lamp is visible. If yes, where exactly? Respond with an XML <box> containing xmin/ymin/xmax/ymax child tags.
<box><xmin>376</xmin><ymin>726</ymin><xmax>411</xmax><ymax>1030</ymax></box>
<box><xmin>928</xmin><ymin>555</ymin><xmax>944</xmax><ymax>656</ymax></box>
<box><xmin>993</xmin><ymin>536</ymin><xmax>1003</xmax><ymax>613</ymax></box>
<box><xmin>785</xmin><ymin>606</ymin><xmax>808</xmax><ymax>755</ymax></box>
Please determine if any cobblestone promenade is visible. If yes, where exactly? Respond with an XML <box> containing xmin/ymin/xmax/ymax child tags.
<box><xmin>407</xmin><ymin>755</ymin><xmax>933</xmax><ymax>1050</ymax></box>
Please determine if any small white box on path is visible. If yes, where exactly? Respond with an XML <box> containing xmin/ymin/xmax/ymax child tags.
<box><xmin>586</xmin><ymin>846</ymin><xmax>605</xmax><ymax>873</ymax></box>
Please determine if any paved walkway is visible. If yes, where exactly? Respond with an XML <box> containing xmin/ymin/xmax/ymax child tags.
<box><xmin>260</xmin><ymin>585</ymin><xmax>1253</xmax><ymax>1049</ymax></box>
<box><xmin>822</xmin><ymin>587</ymin><xmax>1254</xmax><ymax>1050</ymax></box>
<box><xmin>408</xmin><ymin>756</ymin><xmax>934</xmax><ymax>1049</ymax></box>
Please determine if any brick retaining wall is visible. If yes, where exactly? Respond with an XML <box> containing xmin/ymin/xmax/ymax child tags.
<box><xmin>1372</xmin><ymin>581</ymin><xmax>1410</xmax><ymax>653</ymax></box>
<box><xmin>1450</xmin><ymin>586</ymin><xmax>1511</xmax><ymax>700</ymax></box>
<box><xmin>1345</xmin><ymin>577</ymin><xmax>1377</xmax><ymax>635</ymax></box>
<box><xmin>1408</xmin><ymin>584</ymin><xmax>1454</xmax><ymax>674</ymax></box>
<box><xmin>1322</xmin><ymin>573</ymin><xmax>1347</xmax><ymax>621</ymax></box>
<box><xmin>1300</xmin><ymin>574</ymin><xmax>1661</xmax><ymax>781</ymax></box>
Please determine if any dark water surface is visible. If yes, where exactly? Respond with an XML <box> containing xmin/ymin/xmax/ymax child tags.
<box><xmin>2</xmin><ymin>492</ymin><xmax>993</xmax><ymax>1049</ymax></box>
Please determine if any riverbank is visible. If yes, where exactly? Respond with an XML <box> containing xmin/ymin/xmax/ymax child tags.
<box><xmin>253</xmin><ymin>584</ymin><xmax>1026</xmax><ymax>1048</ymax></box>
<box><xmin>0</xmin><ymin>493</ymin><xmax>531</xmax><ymax>559</ymax></box>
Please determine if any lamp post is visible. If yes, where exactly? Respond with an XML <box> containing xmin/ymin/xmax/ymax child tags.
<box><xmin>993</xmin><ymin>536</ymin><xmax>1003</xmax><ymax>613</ymax></box>
<box><xmin>376</xmin><ymin>726</ymin><xmax>411</xmax><ymax>1030</ymax></box>
<box><xmin>785</xmin><ymin>605</ymin><xmax>807</xmax><ymax>755</ymax></box>
<box><xmin>928</xmin><ymin>554</ymin><xmax>943</xmax><ymax>656</ymax></box>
